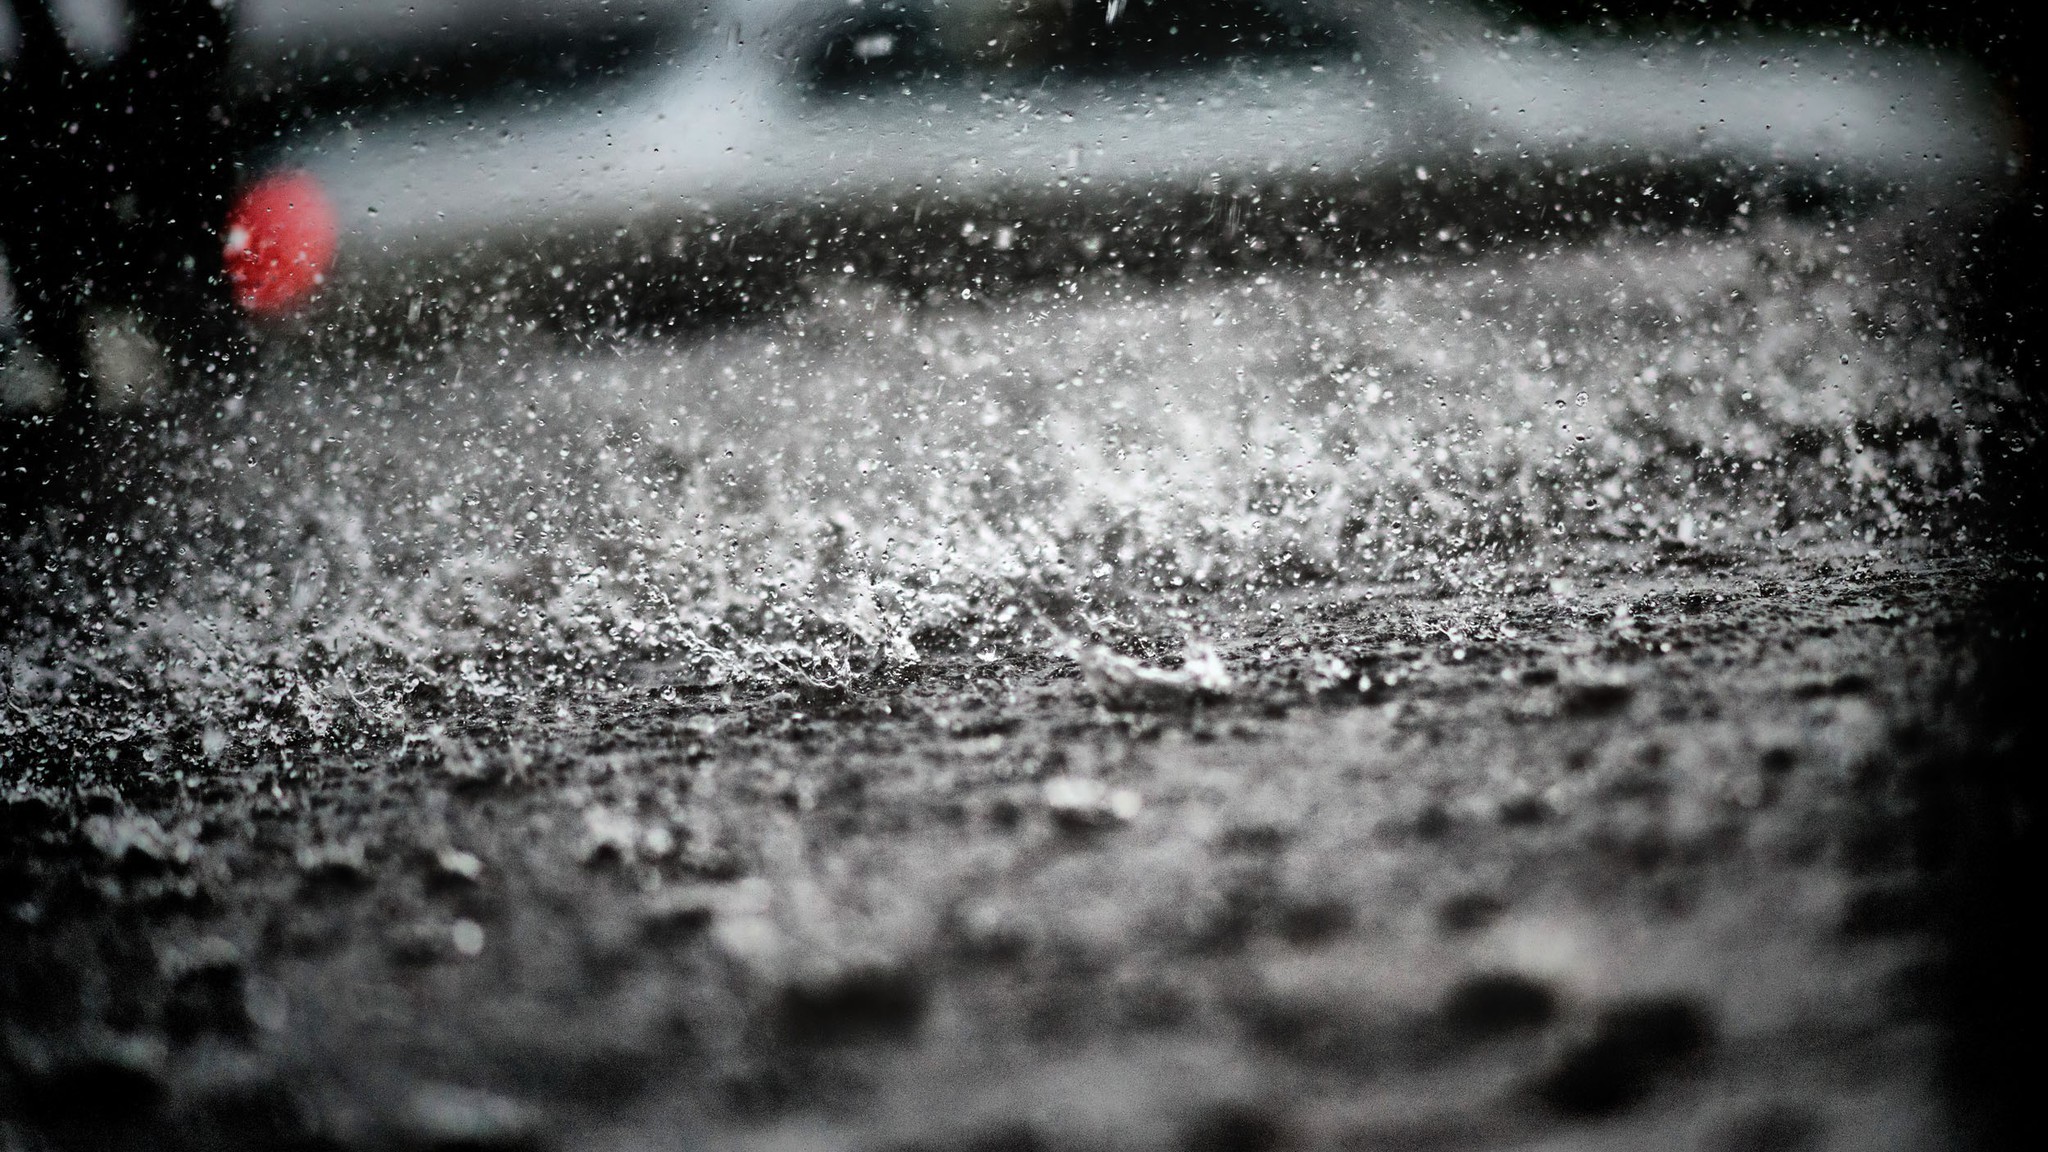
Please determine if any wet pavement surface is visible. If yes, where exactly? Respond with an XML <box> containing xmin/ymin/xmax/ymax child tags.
<box><xmin>2</xmin><ymin>215</ymin><xmax>2040</xmax><ymax>1149</ymax></box>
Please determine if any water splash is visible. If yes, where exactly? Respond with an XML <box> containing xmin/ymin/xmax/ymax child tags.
<box><xmin>0</xmin><ymin>219</ymin><xmax>2009</xmax><ymax>777</ymax></box>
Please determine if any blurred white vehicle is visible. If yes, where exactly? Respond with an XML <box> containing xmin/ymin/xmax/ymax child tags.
<box><xmin>233</xmin><ymin>0</ymin><xmax>2037</xmax><ymax>325</ymax></box>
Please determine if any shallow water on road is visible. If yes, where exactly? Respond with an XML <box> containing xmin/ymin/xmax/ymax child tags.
<box><xmin>0</xmin><ymin>219</ymin><xmax>2010</xmax><ymax>775</ymax></box>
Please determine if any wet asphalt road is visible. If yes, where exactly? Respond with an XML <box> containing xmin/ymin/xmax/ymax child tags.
<box><xmin>1</xmin><ymin>215</ymin><xmax>2041</xmax><ymax>1149</ymax></box>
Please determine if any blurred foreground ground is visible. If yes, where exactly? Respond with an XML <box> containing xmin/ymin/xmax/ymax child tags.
<box><xmin>1</xmin><ymin>216</ymin><xmax>2040</xmax><ymax>1148</ymax></box>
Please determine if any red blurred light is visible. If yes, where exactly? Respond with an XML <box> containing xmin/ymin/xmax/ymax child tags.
<box><xmin>224</xmin><ymin>171</ymin><xmax>338</xmax><ymax>316</ymax></box>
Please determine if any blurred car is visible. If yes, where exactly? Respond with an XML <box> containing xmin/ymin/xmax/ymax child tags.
<box><xmin>4</xmin><ymin>0</ymin><xmax>2027</xmax><ymax>366</ymax></box>
<box><xmin>249</xmin><ymin>0</ymin><xmax>2023</xmax><ymax>331</ymax></box>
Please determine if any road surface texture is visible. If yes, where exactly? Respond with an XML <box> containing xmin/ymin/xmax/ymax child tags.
<box><xmin>2</xmin><ymin>214</ymin><xmax>2040</xmax><ymax>1149</ymax></box>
